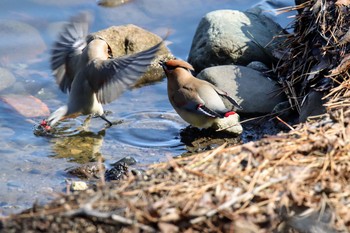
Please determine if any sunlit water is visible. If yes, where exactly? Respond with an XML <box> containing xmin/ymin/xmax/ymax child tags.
<box><xmin>0</xmin><ymin>0</ymin><xmax>294</xmax><ymax>214</ymax></box>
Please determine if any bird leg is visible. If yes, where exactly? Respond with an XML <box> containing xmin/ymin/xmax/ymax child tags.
<box><xmin>99</xmin><ymin>115</ymin><xmax>113</xmax><ymax>128</ymax></box>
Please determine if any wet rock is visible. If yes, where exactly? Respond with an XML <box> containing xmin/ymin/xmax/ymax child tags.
<box><xmin>66</xmin><ymin>162</ymin><xmax>105</xmax><ymax>179</ymax></box>
<box><xmin>105</xmin><ymin>163</ymin><xmax>128</xmax><ymax>181</ymax></box>
<box><xmin>0</xmin><ymin>94</ymin><xmax>50</xmax><ymax>118</ymax></box>
<box><xmin>197</xmin><ymin>65</ymin><xmax>287</xmax><ymax>115</ymax></box>
<box><xmin>0</xmin><ymin>20</ymin><xmax>46</xmax><ymax>64</ymax></box>
<box><xmin>246</xmin><ymin>61</ymin><xmax>269</xmax><ymax>72</ymax></box>
<box><xmin>110</xmin><ymin>156</ymin><xmax>136</xmax><ymax>166</ymax></box>
<box><xmin>106</xmin><ymin>156</ymin><xmax>140</xmax><ymax>181</ymax></box>
<box><xmin>299</xmin><ymin>90</ymin><xmax>326</xmax><ymax>122</ymax></box>
<box><xmin>91</xmin><ymin>24</ymin><xmax>173</xmax><ymax>86</ymax></box>
<box><xmin>188</xmin><ymin>9</ymin><xmax>284</xmax><ymax>71</ymax></box>
<box><xmin>97</xmin><ymin>0</ymin><xmax>130</xmax><ymax>7</ymax></box>
<box><xmin>0</xmin><ymin>67</ymin><xmax>16</xmax><ymax>92</ymax></box>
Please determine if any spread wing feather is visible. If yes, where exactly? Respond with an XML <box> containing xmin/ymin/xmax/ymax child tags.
<box><xmin>88</xmin><ymin>41</ymin><xmax>163</xmax><ymax>104</ymax></box>
<box><xmin>51</xmin><ymin>12</ymin><xmax>92</xmax><ymax>93</ymax></box>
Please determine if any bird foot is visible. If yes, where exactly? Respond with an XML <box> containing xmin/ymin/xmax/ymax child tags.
<box><xmin>102</xmin><ymin>119</ymin><xmax>124</xmax><ymax>130</ymax></box>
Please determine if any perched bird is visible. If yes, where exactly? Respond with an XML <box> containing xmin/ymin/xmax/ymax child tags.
<box><xmin>160</xmin><ymin>59</ymin><xmax>242</xmax><ymax>129</ymax></box>
<box><xmin>42</xmin><ymin>12</ymin><xmax>164</xmax><ymax>129</ymax></box>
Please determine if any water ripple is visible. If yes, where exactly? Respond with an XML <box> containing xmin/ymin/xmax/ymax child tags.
<box><xmin>109</xmin><ymin>111</ymin><xmax>186</xmax><ymax>148</ymax></box>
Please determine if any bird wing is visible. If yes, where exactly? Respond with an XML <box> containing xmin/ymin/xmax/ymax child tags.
<box><xmin>172</xmin><ymin>84</ymin><xmax>223</xmax><ymax>118</ymax></box>
<box><xmin>51</xmin><ymin>12</ymin><xmax>92</xmax><ymax>93</ymax></box>
<box><xmin>87</xmin><ymin>40</ymin><xmax>163</xmax><ymax>105</ymax></box>
<box><xmin>209</xmin><ymin>83</ymin><xmax>243</xmax><ymax>110</ymax></box>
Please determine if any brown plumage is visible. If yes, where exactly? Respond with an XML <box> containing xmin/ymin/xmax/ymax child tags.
<box><xmin>160</xmin><ymin>59</ymin><xmax>242</xmax><ymax>128</ymax></box>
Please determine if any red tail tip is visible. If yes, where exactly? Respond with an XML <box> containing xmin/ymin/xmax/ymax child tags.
<box><xmin>224</xmin><ymin>111</ymin><xmax>236</xmax><ymax>117</ymax></box>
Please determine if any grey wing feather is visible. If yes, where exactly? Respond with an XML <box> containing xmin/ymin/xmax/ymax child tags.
<box><xmin>210</xmin><ymin>84</ymin><xmax>243</xmax><ymax>110</ymax></box>
<box><xmin>197</xmin><ymin>105</ymin><xmax>223</xmax><ymax>118</ymax></box>
<box><xmin>173</xmin><ymin>86</ymin><xmax>220</xmax><ymax>117</ymax></box>
<box><xmin>89</xmin><ymin>40</ymin><xmax>163</xmax><ymax>104</ymax></box>
<box><xmin>51</xmin><ymin>12</ymin><xmax>92</xmax><ymax>93</ymax></box>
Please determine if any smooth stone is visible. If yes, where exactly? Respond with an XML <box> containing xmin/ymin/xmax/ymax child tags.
<box><xmin>0</xmin><ymin>67</ymin><xmax>16</xmax><ymax>92</ymax></box>
<box><xmin>110</xmin><ymin>156</ymin><xmax>137</xmax><ymax>166</ymax></box>
<box><xmin>246</xmin><ymin>61</ymin><xmax>269</xmax><ymax>72</ymax></box>
<box><xmin>97</xmin><ymin>0</ymin><xmax>130</xmax><ymax>7</ymax></box>
<box><xmin>197</xmin><ymin>65</ymin><xmax>287</xmax><ymax>115</ymax></box>
<box><xmin>0</xmin><ymin>20</ymin><xmax>46</xmax><ymax>64</ymax></box>
<box><xmin>70</xmin><ymin>181</ymin><xmax>88</xmax><ymax>191</ymax></box>
<box><xmin>0</xmin><ymin>94</ymin><xmax>50</xmax><ymax>118</ymax></box>
<box><xmin>299</xmin><ymin>91</ymin><xmax>326</xmax><ymax>122</ymax></box>
<box><xmin>188</xmin><ymin>10</ymin><xmax>284</xmax><ymax>71</ymax></box>
<box><xmin>92</xmin><ymin>24</ymin><xmax>173</xmax><ymax>86</ymax></box>
<box><xmin>66</xmin><ymin>162</ymin><xmax>105</xmax><ymax>179</ymax></box>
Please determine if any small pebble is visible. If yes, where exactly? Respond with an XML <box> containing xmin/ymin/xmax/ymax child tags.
<box><xmin>71</xmin><ymin>181</ymin><xmax>88</xmax><ymax>191</ymax></box>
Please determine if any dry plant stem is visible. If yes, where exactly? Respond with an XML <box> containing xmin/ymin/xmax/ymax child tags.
<box><xmin>276</xmin><ymin>116</ymin><xmax>295</xmax><ymax>130</ymax></box>
<box><xmin>98</xmin><ymin>156</ymin><xmax>105</xmax><ymax>186</ymax></box>
<box><xmin>65</xmin><ymin>192</ymin><xmax>156</xmax><ymax>232</ymax></box>
<box><xmin>190</xmin><ymin>176</ymin><xmax>288</xmax><ymax>225</ymax></box>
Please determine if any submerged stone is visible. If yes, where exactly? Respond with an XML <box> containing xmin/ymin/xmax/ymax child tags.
<box><xmin>0</xmin><ymin>67</ymin><xmax>16</xmax><ymax>92</ymax></box>
<box><xmin>0</xmin><ymin>94</ymin><xmax>50</xmax><ymax>118</ymax></box>
<box><xmin>0</xmin><ymin>20</ymin><xmax>46</xmax><ymax>64</ymax></box>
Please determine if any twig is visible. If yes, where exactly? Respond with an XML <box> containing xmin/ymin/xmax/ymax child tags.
<box><xmin>190</xmin><ymin>176</ymin><xmax>288</xmax><ymax>224</ymax></box>
<box><xmin>276</xmin><ymin>116</ymin><xmax>295</xmax><ymax>130</ymax></box>
<box><xmin>64</xmin><ymin>193</ymin><xmax>156</xmax><ymax>232</ymax></box>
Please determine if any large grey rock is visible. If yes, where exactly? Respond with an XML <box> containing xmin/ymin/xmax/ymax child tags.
<box><xmin>197</xmin><ymin>65</ymin><xmax>286</xmax><ymax>115</ymax></box>
<box><xmin>188</xmin><ymin>10</ymin><xmax>284</xmax><ymax>71</ymax></box>
<box><xmin>91</xmin><ymin>24</ymin><xmax>173</xmax><ymax>86</ymax></box>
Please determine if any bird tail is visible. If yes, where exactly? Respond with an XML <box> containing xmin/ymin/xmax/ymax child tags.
<box><xmin>47</xmin><ymin>105</ymin><xmax>68</xmax><ymax>126</ymax></box>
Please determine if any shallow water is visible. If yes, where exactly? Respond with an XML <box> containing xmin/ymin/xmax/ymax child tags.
<box><xmin>0</xmin><ymin>0</ymin><xmax>294</xmax><ymax>215</ymax></box>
